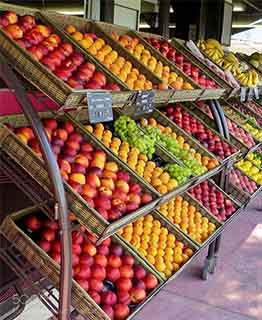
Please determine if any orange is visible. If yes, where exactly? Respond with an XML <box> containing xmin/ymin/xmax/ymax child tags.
<box><xmin>93</xmin><ymin>39</ymin><xmax>104</xmax><ymax>50</ymax></box>
<box><xmin>157</xmin><ymin>249</ymin><xmax>165</xmax><ymax>257</ymax></box>
<box><xmin>87</xmin><ymin>45</ymin><xmax>97</xmax><ymax>55</ymax></box>
<box><xmin>110</xmin><ymin>64</ymin><xmax>120</xmax><ymax>75</ymax></box>
<box><xmin>183</xmin><ymin>82</ymin><xmax>193</xmax><ymax>89</ymax></box>
<box><xmin>65</xmin><ymin>24</ymin><xmax>76</xmax><ymax>34</ymax></box>
<box><xmin>147</xmin><ymin>254</ymin><xmax>155</xmax><ymax>264</ymax></box>
<box><xmin>148</xmin><ymin>247</ymin><xmax>158</xmax><ymax>257</ymax></box>
<box><xmin>134</xmin><ymin>79</ymin><xmax>145</xmax><ymax>90</ymax></box>
<box><xmin>167</xmin><ymin>179</ymin><xmax>178</xmax><ymax>190</ymax></box>
<box><xmin>96</xmin><ymin>51</ymin><xmax>105</xmax><ymax>62</ymax></box>
<box><xmin>155</xmin><ymin>262</ymin><xmax>166</xmax><ymax>272</ymax></box>
<box><xmin>156</xmin><ymin>185</ymin><xmax>168</xmax><ymax>194</ymax></box>
<box><xmin>79</xmin><ymin>37</ymin><xmax>93</xmax><ymax>49</ymax></box>
<box><xmin>172</xmin><ymin>263</ymin><xmax>180</xmax><ymax>272</ymax></box>
<box><xmin>174</xmin><ymin>255</ymin><xmax>183</xmax><ymax>265</ymax></box>
<box><xmin>164</xmin><ymin>269</ymin><xmax>172</xmax><ymax>278</ymax></box>
<box><xmin>72</xmin><ymin>31</ymin><xmax>83</xmax><ymax>41</ymax></box>
<box><xmin>144</xmin><ymin>80</ymin><xmax>153</xmax><ymax>90</ymax></box>
<box><xmin>184</xmin><ymin>248</ymin><xmax>194</xmax><ymax>257</ymax></box>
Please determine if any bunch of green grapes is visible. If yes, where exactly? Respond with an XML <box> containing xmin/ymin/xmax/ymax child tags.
<box><xmin>164</xmin><ymin>164</ymin><xmax>192</xmax><ymax>184</ymax></box>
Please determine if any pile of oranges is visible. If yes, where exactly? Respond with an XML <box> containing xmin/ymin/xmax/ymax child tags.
<box><xmin>65</xmin><ymin>25</ymin><xmax>166</xmax><ymax>90</ymax></box>
<box><xmin>119</xmin><ymin>214</ymin><xmax>194</xmax><ymax>278</ymax></box>
<box><xmin>140</xmin><ymin>117</ymin><xmax>219</xmax><ymax>171</ymax></box>
<box><xmin>85</xmin><ymin>123</ymin><xmax>178</xmax><ymax>194</ymax></box>
<box><xmin>111</xmin><ymin>33</ymin><xmax>193</xmax><ymax>90</ymax></box>
<box><xmin>159</xmin><ymin>195</ymin><xmax>217</xmax><ymax>243</ymax></box>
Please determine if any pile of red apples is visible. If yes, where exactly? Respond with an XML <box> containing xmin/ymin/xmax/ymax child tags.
<box><xmin>0</xmin><ymin>10</ymin><xmax>120</xmax><ymax>90</ymax></box>
<box><xmin>145</xmin><ymin>37</ymin><xmax>218</xmax><ymax>88</ymax></box>
<box><xmin>24</xmin><ymin>215</ymin><xmax>159</xmax><ymax>320</ymax></box>
<box><xmin>13</xmin><ymin>118</ymin><xmax>153</xmax><ymax>222</ymax></box>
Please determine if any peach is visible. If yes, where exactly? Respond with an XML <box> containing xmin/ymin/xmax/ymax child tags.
<box><xmin>129</xmin><ymin>183</ymin><xmax>142</xmax><ymax>194</ymax></box>
<box><xmin>114</xmin><ymin>304</ymin><xmax>130</xmax><ymax>320</ymax></box>
<box><xmin>58</xmin><ymin>159</ymin><xmax>71</xmax><ymax>174</ymax></box>
<box><xmin>88</xmin><ymin>290</ymin><xmax>101</xmax><ymax>305</ymax></box>
<box><xmin>65</xmin><ymin>24</ymin><xmax>76</xmax><ymax>34</ymax></box>
<box><xmin>119</xmin><ymin>265</ymin><xmax>134</xmax><ymax>279</ymax></box>
<box><xmin>91</xmin><ymin>264</ymin><xmax>106</xmax><ymax>280</ymax></box>
<box><xmin>82</xmin><ymin>195</ymin><xmax>94</xmax><ymax>206</ymax></box>
<box><xmin>4</xmin><ymin>24</ymin><xmax>23</xmax><ymax>39</ymax></box>
<box><xmin>90</xmin><ymin>158</ymin><xmax>105</xmax><ymax>170</ymax></box>
<box><xmin>79</xmin><ymin>254</ymin><xmax>94</xmax><ymax>267</ymax></box>
<box><xmin>127</xmin><ymin>193</ymin><xmax>141</xmax><ymax>205</ymax></box>
<box><xmin>67</xmin><ymin>77</ymin><xmax>84</xmax><ymax>89</ymax></box>
<box><xmin>81</xmin><ymin>142</ymin><xmax>93</xmax><ymax>153</ymax></box>
<box><xmin>102</xmin><ymin>305</ymin><xmax>114</xmax><ymax>319</ymax></box>
<box><xmin>108</xmin><ymin>255</ymin><xmax>122</xmax><ymax>268</ymax></box>
<box><xmin>104</xmin><ymin>161</ymin><xmax>119</xmax><ymax>172</ymax></box>
<box><xmin>117</xmin><ymin>291</ymin><xmax>131</xmax><ymax>305</ymax></box>
<box><xmin>94</xmin><ymin>195</ymin><xmax>111</xmax><ymax>210</ymax></box>
<box><xmin>16</xmin><ymin>127</ymin><xmax>34</xmax><ymax>140</ymax></box>
<box><xmin>122</xmin><ymin>255</ymin><xmax>134</xmax><ymax>267</ymax></box>
<box><xmin>3</xmin><ymin>11</ymin><xmax>18</xmax><ymax>24</ymax></box>
<box><xmin>82</xmin><ymin>242</ymin><xmax>97</xmax><ymax>256</ymax></box>
<box><xmin>141</xmin><ymin>193</ymin><xmax>153</xmax><ymax>204</ymax></box>
<box><xmin>63</xmin><ymin>146</ymin><xmax>78</xmax><ymax>157</ymax></box>
<box><xmin>60</xmin><ymin>42</ymin><xmax>74</xmax><ymax>56</ymax></box>
<box><xmin>102</xmin><ymin>170</ymin><xmax>117</xmax><ymax>181</ymax></box>
<box><xmin>101</xmin><ymin>178</ymin><xmax>115</xmax><ymax>191</ymax></box>
<box><xmin>106</xmin><ymin>266</ymin><xmax>121</xmax><ymax>282</ymax></box>
<box><xmin>97</xmin><ymin>244</ymin><xmax>110</xmax><ymax>256</ymax></box>
<box><xmin>43</xmin><ymin>118</ymin><xmax>57</xmax><ymax>131</ymax></box>
<box><xmin>111</xmin><ymin>199</ymin><xmax>126</xmax><ymax>213</ymax></box>
<box><xmin>116</xmin><ymin>278</ymin><xmax>132</xmax><ymax>292</ymax></box>
<box><xmin>68</xmin><ymin>132</ymin><xmax>83</xmax><ymax>143</ymax></box>
<box><xmin>108</xmin><ymin>209</ymin><xmax>122</xmax><ymax>221</ymax></box>
<box><xmin>74</xmin><ymin>265</ymin><xmax>91</xmax><ymax>280</ymax></box>
<box><xmin>71</xmin><ymin>163</ymin><xmax>86</xmax><ymax>174</ymax></box>
<box><xmin>96</xmin><ymin>207</ymin><xmax>109</xmax><ymax>220</ymax></box>
<box><xmin>82</xmin><ymin>184</ymin><xmax>97</xmax><ymax>198</ymax></box>
<box><xmin>99</xmin><ymin>186</ymin><xmax>113</xmax><ymax>198</ymax></box>
<box><xmin>86</xmin><ymin>173</ymin><xmax>101</xmax><ymax>188</ymax></box>
<box><xmin>53</xmin><ymin>128</ymin><xmax>68</xmax><ymax>141</ymax></box>
<box><xmin>133</xmin><ymin>279</ymin><xmax>146</xmax><ymax>289</ymax></box>
<box><xmin>34</xmin><ymin>25</ymin><xmax>51</xmax><ymax>37</ymax></box>
<box><xmin>94</xmin><ymin>254</ymin><xmax>108</xmax><ymax>267</ymax></box>
<box><xmin>112</xmin><ymin>189</ymin><xmax>128</xmax><ymax>202</ymax></box>
<box><xmin>115</xmin><ymin>180</ymin><xmax>129</xmax><ymax>194</ymax></box>
<box><xmin>69</xmin><ymin>173</ymin><xmax>86</xmax><ymax>185</ymax></box>
<box><xmin>101</xmin><ymin>291</ymin><xmax>117</xmax><ymax>306</ymax></box>
<box><xmin>75</xmin><ymin>154</ymin><xmax>89</xmax><ymax>168</ymax></box>
<box><xmin>93</xmin><ymin>150</ymin><xmax>107</xmax><ymax>161</ymax></box>
<box><xmin>117</xmin><ymin>171</ymin><xmax>130</xmax><ymax>182</ymax></box>
<box><xmin>88</xmin><ymin>279</ymin><xmax>104</xmax><ymax>292</ymax></box>
<box><xmin>143</xmin><ymin>274</ymin><xmax>158</xmax><ymax>290</ymax></box>
<box><xmin>126</xmin><ymin>202</ymin><xmax>139</xmax><ymax>212</ymax></box>
<box><xmin>68</xmin><ymin>180</ymin><xmax>83</xmax><ymax>193</ymax></box>
<box><xmin>62</xmin><ymin>120</ymin><xmax>74</xmax><ymax>134</ymax></box>
<box><xmin>134</xmin><ymin>265</ymin><xmax>146</xmax><ymax>280</ymax></box>
<box><xmin>129</xmin><ymin>287</ymin><xmax>146</xmax><ymax>303</ymax></box>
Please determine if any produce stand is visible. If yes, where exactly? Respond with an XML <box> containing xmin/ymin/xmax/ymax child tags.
<box><xmin>0</xmin><ymin>4</ymin><xmax>261</xmax><ymax>320</ymax></box>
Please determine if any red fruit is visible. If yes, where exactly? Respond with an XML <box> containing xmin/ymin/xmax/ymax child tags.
<box><xmin>75</xmin><ymin>265</ymin><xmax>91</xmax><ymax>280</ymax></box>
<box><xmin>117</xmin><ymin>171</ymin><xmax>130</xmax><ymax>182</ymax></box>
<box><xmin>92</xmin><ymin>71</ymin><xmax>107</xmax><ymax>86</ymax></box>
<box><xmin>108</xmin><ymin>209</ymin><xmax>122</xmax><ymax>222</ymax></box>
<box><xmin>129</xmin><ymin>287</ymin><xmax>146</xmax><ymax>303</ymax></box>
<box><xmin>122</xmin><ymin>255</ymin><xmax>134</xmax><ymax>266</ymax></box>
<box><xmin>108</xmin><ymin>255</ymin><xmax>122</xmax><ymax>268</ymax></box>
<box><xmin>110</xmin><ymin>244</ymin><xmax>123</xmax><ymax>257</ymax></box>
<box><xmin>37</xmin><ymin>239</ymin><xmax>51</xmax><ymax>253</ymax></box>
<box><xmin>91</xmin><ymin>264</ymin><xmax>106</xmax><ymax>280</ymax></box>
<box><xmin>68</xmin><ymin>132</ymin><xmax>83</xmax><ymax>143</ymax></box>
<box><xmin>62</xmin><ymin>121</ymin><xmax>75</xmax><ymax>134</ymax></box>
<box><xmin>53</xmin><ymin>128</ymin><xmax>68</xmax><ymax>141</ymax></box>
<box><xmin>141</xmin><ymin>193</ymin><xmax>153</xmax><ymax>204</ymax></box>
<box><xmin>72</xmin><ymin>231</ymin><xmax>84</xmax><ymax>244</ymax></box>
<box><xmin>72</xmin><ymin>243</ymin><xmax>82</xmax><ymax>255</ymax></box>
<box><xmin>102</xmin><ymin>305</ymin><xmax>114</xmax><ymax>319</ymax></box>
<box><xmin>50</xmin><ymin>252</ymin><xmax>61</xmax><ymax>264</ymax></box>
<box><xmin>104</xmin><ymin>83</ymin><xmax>121</xmax><ymax>91</ymax></box>
<box><xmin>119</xmin><ymin>265</ymin><xmax>134</xmax><ymax>279</ymax></box>
<box><xmin>97</xmin><ymin>244</ymin><xmax>110</xmax><ymax>256</ymax></box>
<box><xmin>24</xmin><ymin>215</ymin><xmax>41</xmax><ymax>231</ymax></box>
<box><xmin>76</xmin><ymin>279</ymin><xmax>89</xmax><ymax>291</ymax></box>
<box><xmin>129</xmin><ymin>183</ymin><xmax>142</xmax><ymax>194</ymax></box>
<box><xmin>89</xmin><ymin>279</ymin><xmax>104</xmax><ymax>292</ymax></box>
<box><xmin>117</xmin><ymin>291</ymin><xmax>131</xmax><ymax>305</ymax></box>
<box><xmin>81</xmin><ymin>143</ymin><xmax>94</xmax><ymax>153</ymax></box>
<box><xmin>82</xmin><ymin>196</ymin><xmax>95</xmax><ymax>208</ymax></box>
<box><xmin>116</xmin><ymin>278</ymin><xmax>132</xmax><ymax>292</ymax></box>
<box><xmin>132</xmin><ymin>279</ymin><xmax>146</xmax><ymax>290</ymax></box>
<box><xmin>143</xmin><ymin>274</ymin><xmax>158</xmax><ymax>290</ymax></box>
<box><xmin>134</xmin><ymin>265</ymin><xmax>146</xmax><ymax>280</ymax></box>
<box><xmin>72</xmin><ymin>254</ymin><xmax>80</xmax><ymax>267</ymax></box>
<box><xmin>94</xmin><ymin>196</ymin><xmax>111</xmax><ymax>210</ymax></box>
<box><xmin>106</xmin><ymin>266</ymin><xmax>121</xmax><ymax>282</ymax></box>
<box><xmin>41</xmin><ymin>228</ymin><xmax>56</xmax><ymax>241</ymax></box>
<box><xmin>101</xmin><ymin>238</ymin><xmax>111</xmax><ymax>247</ymax></box>
<box><xmin>82</xmin><ymin>242</ymin><xmax>97</xmax><ymax>256</ymax></box>
<box><xmin>101</xmin><ymin>291</ymin><xmax>117</xmax><ymax>306</ymax></box>
<box><xmin>97</xmin><ymin>207</ymin><xmax>109</xmax><ymax>220</ymax></box>
<box><xmin>51</xmin><ymin>240</ymin><xmax>61</xmax><ymax>253</ymax></box>
<box><xmin>114</xmin><ymin>304</ymin><xmax>130</xmax><ymax>320</ymax></box>
<box><xmin>79</xmin><ymin>254</ymin><xmax>94</xmax><ymax>267</ymax></box>
<box><xmin>88</xmin><ymin>290</ymin><xmax>101</xmax><ymax>304</ymax></box>
<box><xmin>94</xmin><ymin>254</ymin><xmax>108</xmax><ymax>267</ymax></box>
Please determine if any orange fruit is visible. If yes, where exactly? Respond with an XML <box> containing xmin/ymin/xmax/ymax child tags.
<box><xmin>65</xmin><ymin>24</ymin><xmax>76</xmax><ymax>34</ymax></box>
<box><xmin>72</xmin><ymin>31</ymin><xmax>83</xmax><ymax>41</ymax></box>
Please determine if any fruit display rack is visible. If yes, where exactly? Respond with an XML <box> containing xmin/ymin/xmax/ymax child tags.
<box><xmin>1</xmin><ymin>5</ymin><xmax>262</xmax><ymax>320</ymax></box>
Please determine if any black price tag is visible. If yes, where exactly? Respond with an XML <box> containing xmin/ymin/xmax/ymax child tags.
<box><xmin>87</xmin><ymin>92</ymin><xmax>113</xmax><ymax>124</ymax></box>
<box><xmin>134</xmin><ymin>90</ymin><xmax>154</xmax><ymax>117</ymax></box>
<box><xmin>240</xmin><ymin>87</ymin><xmax>247</xmax><ymax>102</ymax></box>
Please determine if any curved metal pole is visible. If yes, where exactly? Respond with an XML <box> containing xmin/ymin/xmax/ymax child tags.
<box><xmin>0</xmin><ymin>54</ymin><xmax>72</xmax><ymax>320</ymax></box>
<box><xmin>213</xmin><ymin>100</ymin><xmax>230</xmax><ymax>140</ymax></box>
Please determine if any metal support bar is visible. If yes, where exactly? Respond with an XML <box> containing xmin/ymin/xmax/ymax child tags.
<box><xmin>0</xmin><ymin>53</ymin><xmax>72</xmax><ymax>320</ymax></box>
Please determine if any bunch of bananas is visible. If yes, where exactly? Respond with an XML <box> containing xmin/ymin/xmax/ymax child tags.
<box><xmin>197</xmin><ymin>39</ymin><xmax>259</xmax><ymax>87</ymax></box>
<box><xmin>249</xmin><ymin>52</ymin><xmax>262</xmax><ymax>72</ymax></box>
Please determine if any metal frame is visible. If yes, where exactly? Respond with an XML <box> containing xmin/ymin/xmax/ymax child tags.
<box><xmin>0</xmin><ymin>53</ymin><xmax>72</xmax><ymax>320</ymax></box>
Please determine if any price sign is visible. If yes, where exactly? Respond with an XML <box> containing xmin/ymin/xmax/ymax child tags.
<box><xmin>134</xmin><ymin>90</ymin><xmax>154</xmax><ymax>117</ymax></box>
<box><xmin>254</xmin><ymin>87</ymin><xmax>259</xmax><ymax>100</ymax></box>
<box><xmin>87</xmin><ymin>92</ymin><xmax>113</xmax><ymax>124</ymax></box>
<box><xmin>247</xmin><ymin>87</ymin><xmax>254</xmax><ymax>101</ymax></box>
<box><xmin>240</xmin><ymin>87</ymin><xmax>247</xmax><ymax>102</ymax></box>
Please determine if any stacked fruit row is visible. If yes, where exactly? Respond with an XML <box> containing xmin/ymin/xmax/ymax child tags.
<box><xmin>0</xmin><ymin>11</ymin><xmax>121</xmax><ymax>91</ymax></box>
<box><xmin>228</xmin><ymin>101</ymin><xmax>262</xmax><ymax>127</ymax></box>
<box><xmin>198</xmin><ymin>39</ymin><xmax>259</xmax><ymax>87</ymax></box>
<box><xmin>188</xmin><ymin>181</ymin><xmax>237</xmax><ymax>221</ymax></box>
<box><xmin>246</xmin><ymin>101</ymin><xmax>262</xmax><ymax>117</ymax></box>
<box><xmin>246</xmin><ymin>152</ymin><xmax>262</xmax><ymax>168</ymax></box>
<box><xmin>119</xmin><ymin>214</ymin><xmax>194</xmax><ymax>278</ymax></box>
<box><xmin>145</xmin><ymin>37</ymin><xmax>219</xmax><ymax>89</ymax></box>
<box><xmin>164</xmin><ymin>104</ymin><xmax>237</xmax><ymax>160</ymax></box>
<box><xmin>111</xmin><ymin>33</ymin><xmax>194</xmax><ymax>90</ymax></box>
<box><xmin>64</xmin><ymin>24</ymin><xmax>164</xmax><ymax>90</ymax></box>
<box><xmin>22</xmin><ymin>213</ymin><xmax>159</xmax><ymax>320</ymax></box>
<box><xmin>196</xmin><ymin>101</ymin><xmax>255</xmax><ymax>148</ymax></box>
<box><xmin>223</xmin><ymin>105</ymin><xmax>262</xmax><ymax>141</ymax></box>
<box><xmin>229</xmin><ymin>169</ymin><xmax>258</xmax><ymax>194</ymax></box>
<box><xmin>85</xmin><ymin>122</ymin><xmax>178</xmax><ymax>194</ymax></box>
<box><xmin>235</xmin><ymin>157</ymin><xmax>262</xmax><ymax>185</ymax></box>
<box><xmin>158</xmin><ymin>195</ymin><xmax>217</xmax><ymax>243</ymax></box>
<box><xmin>13</xmin><ymin>118</ymin><xmax>154</xmax><ymax>223</ymax></box>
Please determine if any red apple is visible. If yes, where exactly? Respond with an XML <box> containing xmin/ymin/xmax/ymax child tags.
<box><xmin>41</xmin><ymin>228</ymin><xmax>56</xmax><ymax>241</ymax></box>
<box><xmin>115</xmin><ymin>278</ymin><xmax>132</xmax><ymax>292</ymax></box>
<box><xmin>24</xmin><ymin>215</ymin><xmax>41</xmax><ymax>231</ymax></box>
<box><xmin>143</xmin><ymin>274</ymin><xmax>158</xmax><ymax>290</ymax></box>
<box><xmin>76</xmin><ymin>279</ymin><xmax>89</xmax><ymax>291</ymax></box>
<box><xmin>129</xmin><ymin>287</ymin><xmax>146</xmax><ymax>303</ymax></box>
<box><xmin>3</xmin><ymin>11</ymin><xmax>18</xmax><ymax>24</ymax></box>
<box><xmin>114</xmin><ymin>304</ymin><xmax>130</xmax><ymax>320</ymax></box>
<box><xmin>88</xmin><ymin>290</ymin><xmax>101</xmax><ymax>305</ymax></box>
<box><xmin>79</xmin><ymin>254</ymin><xmax>94</xmax><ymax>267</ymax></box>
<box><xmin>134</xmin><ymin>265</ymin><xmax>146</xmax><ymax>280</ymax></box>
<box><xmin>37</xmin><ymin>239</ymin><xmax>51</xmax><ymax>253</ymax></box>
<box><xmin>89</xmin><ymin>279</ymin><xmax>104</xmax><ymax>292</ymax></box>
<box><xmin>102</xmin><ymin>305</ymin><xmax>114</xmax><ymax>319</ymax></box>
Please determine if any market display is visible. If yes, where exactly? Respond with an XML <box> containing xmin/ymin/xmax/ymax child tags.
<box><xmin>1</xmin><ymin>5</ymin><xmax>262</xmax><ymax>320</ymax></box>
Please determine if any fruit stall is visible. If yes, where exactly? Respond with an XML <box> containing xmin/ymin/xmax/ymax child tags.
<box><xmin>1</xmin><ymin>3</ymin><xmax>262</xmax><ymax>320</ymax></box>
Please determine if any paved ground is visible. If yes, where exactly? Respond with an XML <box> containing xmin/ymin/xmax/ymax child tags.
<box><xmin>16</xmin><ymin>197</ymin><xmax>262</xmax><ymax>320</ymax></box>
